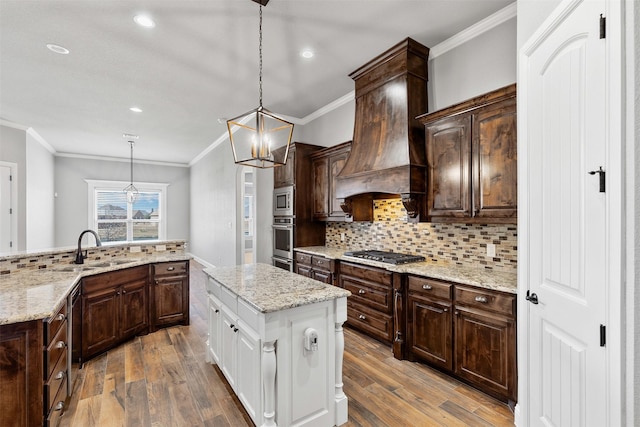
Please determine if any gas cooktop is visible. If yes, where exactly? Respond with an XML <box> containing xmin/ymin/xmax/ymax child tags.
<box><xmin>344</xmin><ymin>250</ymin><xmax>425</xmax><ymax>265</ymax></box>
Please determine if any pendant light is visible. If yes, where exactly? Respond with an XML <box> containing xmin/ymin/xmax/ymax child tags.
<box><xmin>123</xmin><ymin>140</ymin><xmax>139</xmax><ymax>204</ymax></box>
<box><xmin>227</xmin><ymin>0</ymin><xmax>294</xmax><ymax>169</ymax></box>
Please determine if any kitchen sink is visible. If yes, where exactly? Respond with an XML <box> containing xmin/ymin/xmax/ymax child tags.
<box><xmin>50</xmin><ymin>259</ymin><xmax>139</xmax><ymax>272</ymax></box>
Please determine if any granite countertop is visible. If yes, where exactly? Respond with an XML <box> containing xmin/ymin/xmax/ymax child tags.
<box><xmin>204</xmin><ymin>263</ymin><xmax>351</xmax><ymax>314</ymax></box>
<box><xmin>0</xmin><ymin>253</ymin><xmax>191</xmax><ymax>326</ymax></box>
<box><xmin>295</xmin><ymin>246</ymin><xmax>517</xmax><ymax>294</ymax></box>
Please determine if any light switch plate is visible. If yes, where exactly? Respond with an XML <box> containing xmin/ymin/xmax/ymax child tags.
<box><xmin>486</xmin><ymin>243</ymin><xmax>496</xmax><ymax>258</ymax></box>
<box><xmin>155</xmin><ymin>244</ymin><xmax>166</xmax><ymax>252</ymax></box>
<box><xmin>130</xmin><ymin>246</ymin><xmax>142</xmax><ymax>253</ymax></box>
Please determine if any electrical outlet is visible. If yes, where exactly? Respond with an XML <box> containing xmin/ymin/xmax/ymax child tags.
<box><xmin>486</xmin><ymin>243</ymin><xmax>496</xmax><ymax>258</ymax></box>
<box><xmin>155</xmin><ymin>244</ymin><xmax>166</xmax><ymax>252</ymax></box>
<box><xmin>340</xmin><ymin>233</ymin><xmax>346</xmax><ymax>242</ymax></box>
<box><xmin>130</xmin><ymin>246</ymin><xmax>141</xmax><ymax>253</ymax></box>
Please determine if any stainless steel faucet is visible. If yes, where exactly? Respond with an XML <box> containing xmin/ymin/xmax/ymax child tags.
<box><xmin>75</xmin><ymin>229</ymin><xmax>102</xmax><ymax>264</ymax></box>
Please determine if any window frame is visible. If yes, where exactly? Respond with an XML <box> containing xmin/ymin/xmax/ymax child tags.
<box><xmin>86</xmin><ymin>179</ymin><xmax>168</xmax><ymax>242</ymax></box>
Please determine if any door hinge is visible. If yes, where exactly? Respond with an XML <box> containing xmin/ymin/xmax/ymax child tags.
<box><xmin>9</xmin><ymin>174</ymin><xmax>12</xmax><ymax>181</ymax></box>
<box><xmin>9</xmin><ymin>208</ymin><xmax>12</xmax><ymax>214</ymax></box>
<box><xmin>588</xmin><ymin>167</ymin><xmax>606</xmax><ymax>192</ymax></box>
<box><xmin>600</xmin><ymin>324</ymin><xmax>606</xmax><ymax>347</ymax></box>
<box><xmin>600</xmin><ymin>14</ymin><xmax>606</xmax><ymax>39</ymax></box>
<box><xmin>9</xmin><ymin>241</ymin><xmax>12</xmax><ymax>248</ymax></box>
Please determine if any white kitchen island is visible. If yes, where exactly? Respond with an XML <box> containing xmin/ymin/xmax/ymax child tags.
<box><xmin>204</xmin><ymin>263</ymin><xmax>351</xmax><ymax>427</ymax></box>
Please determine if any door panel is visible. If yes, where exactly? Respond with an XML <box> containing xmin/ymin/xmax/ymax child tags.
<box><xmin>524</xmin><ymin>0</ymin><xmax>607</xmax><ymax>425</ymax></box>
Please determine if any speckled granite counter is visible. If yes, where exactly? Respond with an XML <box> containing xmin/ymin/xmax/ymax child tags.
<box><xmin>204</xmin><ymin>263</ymin><xmax>351</xmax><ymax>313</ymax></box>
<box><xmin>295</xmin><ymin>246</ymin><xmax>517</xmax><ymax>294</ymax></box>
<box><xmin>0</xmin><ymin>254</ymin><xmax>191</xmax><ymax>325</ymax></box>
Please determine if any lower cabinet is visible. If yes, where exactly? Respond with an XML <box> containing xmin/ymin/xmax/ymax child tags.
<box><xmin>151</xmin><ymin>261</ymin><xmax>190</xmax><ymax>330</ymax></box>
<box><xmin>81</xmin><ymin>266</ymin><xmax>149</xmax><ymax>361</ymax></box>
<box><xmin>294</xmin><ymin>251</ymin><xmax>336</xmax><ymax>285</ymax></box>
<box><xmin>406</xmin><ymin>275</ymin><xmax>517</xmax><ymax>403</ymax></box>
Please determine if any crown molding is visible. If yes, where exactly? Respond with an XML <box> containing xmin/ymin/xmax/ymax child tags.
<box><xmin>56</xmin><ymin>152</ymin><xmax>189</xmax><ymax>168</ymax></box>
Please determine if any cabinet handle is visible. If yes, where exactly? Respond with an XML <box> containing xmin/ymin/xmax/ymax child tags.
<box><xmin>55</xmin><ymin>313</ymin><xmax>65</xmax><ymax>321</ymax></box>
<box><xmin>55</xmin><ymin>370</ymin><xmax>66</xmax><ymax>380</ymax></box>
<box><xmin>422</xmin><ymin>284</ymin><xmax>432</xmax><ymax>290</ymax></box>
<box><xmin>229</xmin><ymin>324</ymin><xmax>235</xmax><ymax>329</ymax></box>
<box><xmin>358</xmin><ymin>314</ymin><xmax>366</xmax><ymax>320</ymax></box>
<box><xmin>233</xmin><ymin>327</ymin><xmax>239</xmax><ymax>333</ymax></box>
<box><xmin>443</xmin><ymin>308</ymin><xmax>448</xmax><ymax>312</ymax></box>
<box><xmin>117</xmin><ymin>291</ymin><xmax>121</xmax><ymax>296</ymax></box>
<box><xmin>358</xmin><ymin>289</ymin><xmax>366</xmax><ymax>295</ymax></box>
<box><xmin>55</xmin><ymin>340</ymin><xmax>66</xmax><ymax>349</ymax></box>
<box><xmin>474</xmin><ymin>296</ymin><xmax>488</xmax><ymax>303</ymax></box>
<box><xmin>54</xmin><ymin>401</ymin><xmax>64</xmax><ymax>411</ymax></box>
<box><xmin>167</xmin><ymin>267</ymin><xmax>175</xmax><ymax>271</ymax></box>
<box><xmin>215</xmin><ymin>309</ymin><xmax>219</xmax><ymax>314</ymax></box>
<box><xmin>122</xmin><ymin>289</ymin><xmax>127</xmax><ymax>294</ymax></box>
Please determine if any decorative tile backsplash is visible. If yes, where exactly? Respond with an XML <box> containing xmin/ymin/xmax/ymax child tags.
<box><xmin>0</xmin><ymin>241</ymin><xmax>186</xmax><ymax>275</ymax></box>
<box><xmin>326</xmin><ymin>199</ymin><xmax>517</xmax><ymax>272</ymax></box>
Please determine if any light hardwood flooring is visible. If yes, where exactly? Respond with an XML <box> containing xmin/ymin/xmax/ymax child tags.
<box><xmin>60</xmin><ymin>261</ymin><xmax>515</xmax><ymax>427</ymax></box>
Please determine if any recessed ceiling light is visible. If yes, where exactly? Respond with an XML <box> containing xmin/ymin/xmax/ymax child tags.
<box><xmin>134</xmin><ymin>14</ymin><xmax>155</xmax><ymax>28</ymax></box>
<box><xmin>129</xmin><ymin>107</ymin><xmax>143</xmax><ymax>113</ymax></box>
<box><xmin>301</xmin><ymin>49</ymin><xmax>314</xmax><ymax>59</ymax></box>
<box><xmin>46</xmin><ymin>44</ymin><xmax>70</xmax><ymax>55</ymax></box>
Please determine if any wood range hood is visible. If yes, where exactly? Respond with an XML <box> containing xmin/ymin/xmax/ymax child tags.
<box><xmin>335</xmin><ymin>38</ymin><xmax>430</xmax><ymax>222</ymax></box>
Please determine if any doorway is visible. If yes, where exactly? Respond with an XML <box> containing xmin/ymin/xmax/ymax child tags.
<box><xmin>240</xmin><ymin>167</ymin><xmax>256</xmax><ymax>264</ymax></box>
<box><xmin>0</xmin><ymin>161</ymin><xmax>17</xmax><ymax>253</ymax></box>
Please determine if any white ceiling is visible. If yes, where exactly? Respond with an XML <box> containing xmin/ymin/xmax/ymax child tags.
<box><xmin>0</xmin><ymin>0</ymin><xmax>513</xmax><ymax>165</ymax></box>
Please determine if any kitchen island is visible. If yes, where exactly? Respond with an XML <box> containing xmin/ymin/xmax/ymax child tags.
<box><xmin>204</xmin><ymin>263</ymin><xmax>350</xmax><ymax>427</ymax></box>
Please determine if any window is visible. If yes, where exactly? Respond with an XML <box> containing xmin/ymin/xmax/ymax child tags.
<box><xmin>86</xmin><ymin>180</ymin><xmax>168</xmax><ymax>243</ymax></box>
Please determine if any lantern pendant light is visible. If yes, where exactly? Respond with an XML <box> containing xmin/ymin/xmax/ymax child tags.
<box><xmin>227</xmin><ymin>0</ymin><xmax>294</xmax><ymax>169</ymax></box>
<box><xmin>123</xmin><ymin>140</ymin><xmax>139</xmax><ymax>204</ymax></box>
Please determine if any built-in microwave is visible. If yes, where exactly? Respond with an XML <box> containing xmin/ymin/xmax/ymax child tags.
<box><xmin>273</xmin><ymin>185</ymin><xmax>294</xmax><ymax>216</ymax></box>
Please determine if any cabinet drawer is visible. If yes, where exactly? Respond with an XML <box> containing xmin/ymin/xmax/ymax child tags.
<box><xmin>154</xmin><ymin>261</ymin><xmax>188</xmax><ymax>276</ymax></box>
<box><xmin>45</xmin><ymin>378</ymin><xmax>68</xmax><ymax>427</ymax></box>
<box><xmin>408</xmin><ymin>276</ymin><xmax>452</xmax><ymax>301</ymax></box>
<box><xmin>340</xmin><ymin>275</ymin><xmax>392</xmax><ymax>313</ymax></box>
<box><xmin>44</xmin><ymin>302</ymin><xmax>67</xmax><ymax>346</ymax></box>
<box><xmin>347</xmin><ymin>301</ymin><xmax>393</xmax><ymax>343</ymax></box>
<box><xmin>455</xmin><ymin>285</ymin><xmax>515</xmax><ymax>318</ymax></box>
<box><xmin>44</xmin><ymin>321</ymin><xmax>67</xmax><ymax>381</ymax></box>
<box><xmin>83</xmin><ymin>265</ymin><xmax>148</xmax><ymax>293</ymax></box>
<box><xmin>311</xmin><ymin>256</ymin><xmax>332</xmax><ymax>271</ymax></box>
<box><xmin>44</xmin><ymin>349</ymin><xmax>67</xmax><ymax>411</ymax></box>
<box><xmin>340</xmin><ymin>262</ymin><xmax>392</xmax><ymax>285</ymax></box>
<box><xmin>295</xmin><ymin>252</ymin><xmax>312</xmax><ymax>265</ymax></box>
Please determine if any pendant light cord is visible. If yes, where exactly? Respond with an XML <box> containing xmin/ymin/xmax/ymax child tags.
<box><xmin>258</xmin><ymin>5</ymin><xmax>263</xmax><ymax>109</ymax></box>
<box><xmin>129</xmin><ymin>141</ymin><xmax>134</xmax><ymax>185</ymax></box>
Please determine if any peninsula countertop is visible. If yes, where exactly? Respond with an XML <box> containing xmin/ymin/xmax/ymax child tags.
<box><xmin>295</xmin><ymin>246</ymin><xmax>517</xmax><ymax>294</ymax></box>
<box><xmin>0</xmin><ymin>254</ymin><xmax>191</xmax><ymax>326</ymax></box>
<box><xmin>204</xmin><ymin>263</ymin><xmax>351</xmax><ymax>313</ymax></box>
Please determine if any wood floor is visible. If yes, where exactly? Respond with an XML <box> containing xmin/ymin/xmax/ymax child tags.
<box><xmin>60</xmin><ymin>262</ymin><xmax>515</xmax><ymax>427</ymax></box>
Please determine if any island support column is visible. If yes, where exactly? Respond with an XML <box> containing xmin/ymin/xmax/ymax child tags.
<box><xmin>262</xmin><ymin>340</ymin><xmax>277</xmax><ymax>427</ymax></box>
<box><xmin>334</xmin><ymin>297</ymin><xmax>348</xmax><ymax>426</ymax></box>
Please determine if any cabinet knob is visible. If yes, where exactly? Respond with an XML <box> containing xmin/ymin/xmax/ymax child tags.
<box><xmin>55</xmin><ymin>370</ymin><xmax>66</xmax><ymax>380</ymax></box>
<box><xmin>122</xmin><ymin>289</ymin><xmax>127</xmax><ymax>294</ymax></box>
<box><xmin>422</xmin><ymin>284</ymin><xmax>432</xmax><ymax>290</ymax></box>
<box><xmin>55</xmin><ymin>340</ymin><xmax>66</xmax><ymax>349</ymax></box>
<box><xmin>229</xmin><ymin>324</ymin><xmax>235</xmax><ymax>329</ymax></box>
<box><xmin>54</xmin><ymin>401</ymin><xmax>64</xmax><ymax>412</ymax></box>
<box><xmin>55</xmin><ymin>313</ymin><xmax>65</xmax><ymax>321</ymax></box>
<box><xmin>215</xmin><ymin>309</ymin><xmax>219</xmax><ymax>314</ymax></box>
<box><xmin>474</xmin><ymin>296</ymin><xmax>488</xmax><ymax>303</ymax></box>
<box><xmin>358</xmin><ymin>289</ymin><xmax>366</xmax><ymax>295</ymax></box>
<box><xmin>167</xmin><ymin>266</ymin><xmax>175</xmax><ymax>271</ymax></box>
<box><xmin>358</xmin><ymin>314</ymin><xmax>366</xmax><ymax>320</ymax></box>
<box><xmin>233</xmin><ymin>327</ymin><xmax>239</xmax><ymax>333</ymax></box>
<box><xmin>443</xmin><ymin>308</ymin><xmax>448</xmax><ymax>312</ymax></box>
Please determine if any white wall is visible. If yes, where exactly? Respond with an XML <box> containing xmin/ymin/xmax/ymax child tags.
<box><xmin>25</xmin><ymin>133</ymin><xmax>55</xmax><ymax>250</ymax></box>
<box><xmin>54</xmin><ymin>156</ymin><xmax>190</xmax><ymax>247</ymax></box>
<box><xmin>297</xmin><ymin>100</ymin><xmax>355</xmax><ymax>148</ymax></box>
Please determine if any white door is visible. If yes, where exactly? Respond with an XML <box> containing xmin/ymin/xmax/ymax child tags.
<box><xmin>521</xmin><ymin>0</ymin><xmax>609</xmax><ymax>425</ymax></box>
<box><xmin>0</xmin><ymin>164</ymin><xmax>14</xmax><ymax>252</ymax></box>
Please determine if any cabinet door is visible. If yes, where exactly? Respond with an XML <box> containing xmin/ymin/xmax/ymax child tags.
<box><xmin>274</xmin><ymin>146</ymin><xmax>295</xmax><ymax>188</ymax></box>
<box><xmin>153</xmin><ymin>276</ymin><xmax>187</xmax><ymax>327</ymax></box>
<box><xmin>426</xmin><ymin>115</ymin><xmax>472</xmax><ymax>218</ymax></box>
<box><xmin>454</xmin><ymin>307</ymin><xmax>516</xmax><ymax>402</ymax></box>
<box><xmin>312</xmin><ymin>270</ymin><xmax>332</xmax><ymax>284</ymax></box>
<box><xmin>312</xmin><ymin>156</ymin><xmax>329</xmax><ymax>219</ymax></box>
<box><xmin>408</xmin><ymin>294</ymin><xmax>453</xmax><ymax>371</ymax></box>
<box><xmin>473</xmin><ymin>100</ymin><xmax>517</xmax><ymax>219</ymax></box>
<box><xmin>207</xmin><ymin>295</ymin><xmax>222</xmax><ymax>365</ymax></box>
<box><xmin>120</xmin><ymin>279</ymin><xmax>148</xmax><ymax>339</ymax></box>
<box><xmin>82</xmin><ymin>287</ymin><xmax>119</xmax><ymax>359</ymax></box>
<box><xmin>328</xmin><ymin>150</ymin><xmax>349</xmax><ymax>218</ymax></box>
<box><xmin>236</xmin><ymin>322</ymin><xmax>262</xmax><ymax>425</ymax></box>
<box><xmin>220</xmin><ymin>307</ymin><xmax>237</xmax><ymax>390</ymax></box>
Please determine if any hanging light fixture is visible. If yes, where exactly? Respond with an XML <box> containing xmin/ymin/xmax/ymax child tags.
<box><xmin>227</xmin><ymin>0</ymin><xmax>294</xmax><ymax>169</ymax></box>
<box><xmin>123</xmin><ymin>140</ymin><xmax>139</xmax><ymax>204</ymax></box>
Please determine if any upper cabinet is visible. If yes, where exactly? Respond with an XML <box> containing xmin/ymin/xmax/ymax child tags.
<box><xmin>311</xmin><ymin>142</ymin><xmax>352</xmax><ymax>221</ymax></box>
<box><xmin>418</xmin><ymin>84</ymin><xmax>517</xmax><ymax>223</ymax></box>
<box><xmin>273</xmin><ymin>146</ymin><xmax>295</xmax><ymax>188</ymax></box>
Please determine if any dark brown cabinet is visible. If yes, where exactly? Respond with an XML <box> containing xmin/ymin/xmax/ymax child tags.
<box><xmin>339</xmin><ymin>261</ymin><xmax>394</xmax><ymax>344</ymax></box>
<box><xmin>311</xmin><ymin>142</ymin><xmax>351</xmax><ymax>221</ymax></box>
<box><xmin>419</xmin><ymin>84</ymin><xmax>517</xmax><ymax>223</ymax></box>
<box><xmin>151</xmin><ymin>261</ymin><xmax>190</xmax><ymax>330</ymax></box>
<box><xmin>407</xmin><ymin>276</ymin><xmax>453</xmax><ymax>371</ymax></box>
<box><xmin>273</xmin><ymin>146</ymin><xmax>295</xmax><ymax>188</ymax></box>
<box><xmin>454</xmin><ymin>284</ymin><xmax>517</xmax><ymax>403</ymax></box>
<box><xmin>81</xmin><ymin>266</ymin><xmax>148</xmax><ymax>361</ymax></box>
<box><xmin>294</xmin><ymin>251</ymin><xmax>336</xmax><ymax>285</ymax></box>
